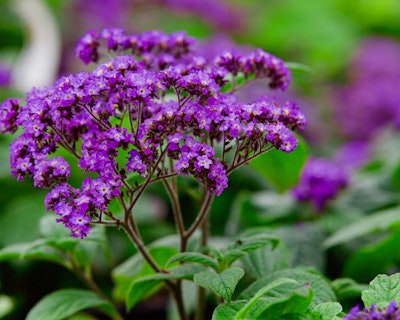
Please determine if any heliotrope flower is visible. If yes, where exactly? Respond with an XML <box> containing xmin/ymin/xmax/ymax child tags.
<box><xmin>333</xmin><ymin>37</ymin><xmax>400</xmax><ymax>141</ymax></box>
<box><xmin>292</xmin><ymin>157</ymin><xmax>348</xmax><ymax>211</ymax></box>
<box><xmin>1</xmin><ymin>27</ymin><xmax>305</xmax><ymax>237</ymax></box>
<box><xmin>343</xmin><ymin>300</ymin><xmax>400</xmax><ymax>319</ymax></box>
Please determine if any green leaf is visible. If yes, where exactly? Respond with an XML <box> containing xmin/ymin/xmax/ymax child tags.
<box><xmin>331</xmin><ymin>278</ymin><xmax>368</xmax><ymax>300</ymax></box>
<box><xmin>167</xmin><ymin>252</ymin><xmax>219</xmax><ymax>270</ymax></box>
<box><xmin>73</xmin><ymin>225</ymin><xmax>110</xmax><ymax>269</ymax></box>
<box><xmin>248</xmin><ymin>134</ymin><xmax>308</xmax><ymax>193</ymax></box>
<box><xmin>0</xmin><ymin>240</ymin><xmax>65</xmax><ymax>265</ymax></box>
<box><xmin>323</xmin><ymin>206</ymin><xmax>400</xmax><ymax>248</ymax></box>
<box><xmin>194</xmin><ymin>267</ymin><xmax>245</xmax><ymax>302</ymax></box>
<box><xmin>241</xmin><ymin>268</ymin><xmax>335</xmax><ymax>308</ymax></box>
<box><xmin>0</xmin><ymin>193</ymin><xmax>46</xmax><ymax>246</ymax></box>
<box><xmin>40</xmin><ymin>215</ymin><xmax>70</xmax><ymax>239</ymax></box>
<box><xmin>126</xmin><ymin>279</ymin><xmax>163</xmax><ymax>311</ymax></box>
<box><xmin>212</xmin><ymin>301</ymin><xmax>247</xmax><ymax>320</ymax></box>
<box><xmin>221</xmin><ymin>229</ymin><xmax>280</xmax><ymax>266</ymax></box>
<box><xmin>225</xmin><ymin>231</ymin><xmax>280</xmax><ymax>253</ymax></box>
<box><xmin>126</xmin><ymin>263</ymin><xmax>205</xmax><ymax>310</ymax></box>
<box><xmin>362</xmin><ymin>273</ymin><xmax>400</xmax><ymax>308</ymax></box>
<box><xmin>26</xmin><ymin>289</ymin><xmax>117</xmax><ymax>320</ymax></box>
<box><xmin>234</xmin><ymin>278</ymin><xmax>303</xmax><ymax>320</ymax></box>
<box><xmin>343</xmin><ymin>232</ymin><xmax>400</xmax><ymax>282</ymax></box>
<box><xmin>0</xmin><ymin>243</ymin><xmax>32</xmax><ymax>261</ymax></box>
<box><xmin>132</xmin><ymin>263</ymin><xmax>206</xmax><ymax>282</ymax></box>
<box><xmin>250</xmin><ymin>288</ymin><xmax>312</xmax><ymax>319</ymax></box>
<box><xmin>221</xmin><ymin>249</ymin><xmax>247</xmax><ymax>267</ymax></box>
<box><xmin>240</xmin><ymin>240</ymin><xmax>290</xmax><ymax>279</ymax></box>
<box><xmin>309</xmin><ymin>302</ymin><xmax>342</xmax><ymax>320</ymax></box>
<box><xmin>238</xmin><ymin>191</ymin><xmax>296</xmax><ymax>227</ymax></box>
<box><xmin>39</xmin><ymin>215</ymin><xmax>80</xmax><ymax>252</ymax></box>
<box><xmin>112</xmin><ymin>246</ymin><xmax>179</xmax><ymax>300</ymax></box>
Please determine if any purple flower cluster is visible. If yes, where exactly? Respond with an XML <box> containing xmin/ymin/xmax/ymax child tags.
<box><xmin>292</xmin><ymin>157</ymin><xmax>348</xmax><ymax>211</ymax></box>
<box><xmin>333</xmin><ymin>37</ymin><xmax>400</xmax><ymax>141</ymax></box>
<box><xmin>75</xmin><ymin>28</ymin><xmax>195</xmax><ymax>65</ymax></box>
<box><xmin>1</xmin><ymin>28</ymin><xmax>305</xmax><ymax>238</ymax></box>
<box><xmin>344</xmin><ymin>300</ymin><xmax>400</xmax><ymax>319</ymax></box>
<box><xmin>214</xmin><ymin>49</ymin><xmax>291</xmax><ymax>90</ymax></box>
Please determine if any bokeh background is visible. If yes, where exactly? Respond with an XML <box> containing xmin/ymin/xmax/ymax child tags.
<box><xmin>1</xmin><ymin>0</ymin><xmax>400</xmax><ymax>319</ymax></box>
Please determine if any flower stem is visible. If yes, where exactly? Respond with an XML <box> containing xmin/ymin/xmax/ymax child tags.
<box><xmin>120</xmin><ymin>221</ymin><xmax>161</xmax><ymax>272</ymax></box>
<box><xmin>163</xmin><ymin>179</ymin><xmax>186</xmax><ymax>251</ymax></box>
<box><xmin>194</xmin><ymin>189</ymin><xmax>210</xmax><ymax>320</ymax></box>
<box><xmin>184</xmin><ymin>191</ymin><xmax>213</xmax><ymax>240</ymax></box>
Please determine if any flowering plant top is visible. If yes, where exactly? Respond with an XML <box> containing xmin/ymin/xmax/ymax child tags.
<box><xmin>0</xmin><ymin>28</ymin><xmax>306</xmax><ymax>239</ymax></box>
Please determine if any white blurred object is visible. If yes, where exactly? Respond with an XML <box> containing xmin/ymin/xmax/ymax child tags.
<box><xmin>11</xmin><ymin>0</ymin><xmax>61</xmax><ymax>91</ymax></box>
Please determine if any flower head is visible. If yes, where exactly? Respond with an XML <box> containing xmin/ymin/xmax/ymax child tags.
<box><xmin>2</xmin><ymin>28</ymin><xmax>305</xmax><ymax>237</ymax></box>
<box><xmin>292</xmin><ymin>157</ymin><xmax>348</xmax><ymax>211</ymax></box>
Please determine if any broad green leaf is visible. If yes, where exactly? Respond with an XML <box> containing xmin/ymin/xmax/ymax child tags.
<box><xmin>331</xmin><ymin>278</ymin><xmax>368</xmax><ymax>300</ymax></box>
<box><xmin>40</xmin><ymin>215</ymin><xmax>70</xmax><ymax>239</ymax></box>
<box><xmin>74</xmin><ymin>225</ymin><xmax>110</xmax><ymax>269</ymax></box>
<box><xmin>0</xmin><ymin>193</ymin><xmax>46</xmax><ymax>246</ymax></box>
<box><xmin>126</xmin><ymin>263</ymin><xmax>205</xmax><ymax>310</ymax></box>
<box><xmin>26</xmin><ymin>289</ymin><xmax>117</xmax><ymax>320</ymax></box>
<box><xmin>126</xmin><ymin>279</ymin><xmax>162</xmax><ymax>311</ymax></box>
<box><xmin>235</xmin><ymin>278</ymin><xmax>302</xmax><ymax>320</ymax></box>
<box><xmin>310</xmin><ymin>302</ymin><xmax>342</xmax><ymax>320</ymax></box>
<box><xmin>250</xmin><ymin>288</ymin><xmax>312</xmax><ymax>319</ymax></box>
<box><xmin>343</xmin><ymin>232</ymin><xmax>400</xmax><ymax>282</ymax></box>
<box><xmin>112</xmin><ymin>246</ymin><xmax>179</xmax><ymax>278</ymax></box>
<box><xmin>221</xmin><ymin>229</ymin><xmax>280</xmax><ymax>266</ymax></box>
<box><xmin>241</xmin><ymin>268</ymin><xmax>335</xmax><ymax>308</ymax></box>
<box><xmin>240</xmin><ymin>240</ymin><xmax>290</xmax><ymax>279</ymax></box>
<box><xmin>0</xmin><ymin>240</ymin><xmax>65</xmax><ymax>265</ymax></box>
<box><xmin>39</xmin><ymin>215</ymin><xmax>80</xmax><ymax>252</ymax></box>
<box><xmin>132</xmin><ymin>263</ymin><xmax>206</xmax><ymax>282</ymax></box>
<box><xmin>221</xmin><ymin>249</ymin><xmax>247</xmax><ymax>267</ymax></box>
<box><xmin>112</xmin><ymin>246</ymin><xmax>179</xmax><ymax>300</ymax></box>
<box><xmin>323</xmin><ymin>207</ymin><xmax>400</xmax><ymax>248</ymax></box>
<box><xmin>238</xmin><ymin>191</ymin><xmax>296</xmax><ymax>227</ymax></box>
<box><xmin>362</xmin><ymin>273</ymin><xmax>400</xmax><ymax>307</ymax></box>
<box><xmin>167</xmin><ymin>252</ymin><xmax>218</xmax><ymax>270</ymax></box>
<box><xmin>225</xmin><ymin>231</ymin><xmax>280</xmax><ymax>253</ymax></box>
<box><xmin>248</xmin><ymin>134</ymin><xmax>308</xmax><ymax>193</ymax></box>
<box><xmin>0</xmin><ymin>243</ymin><xmax>33</xmax><ymax>261</ymax></box>
<box><xmin>194</xmin><ymin>267</ymin><xmax>245</xmax><ymax>302</ymax></box>
<box><xmin>212</xmin><ymin>301</ymin><xmax>246</xmax><ymax>320</ymax></box>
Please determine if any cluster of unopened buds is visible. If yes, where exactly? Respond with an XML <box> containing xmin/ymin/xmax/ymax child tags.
<box><xmin>0</xmin><ymin>28</ymin><xmax>306</xmax><ymax>238</ymax></box>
